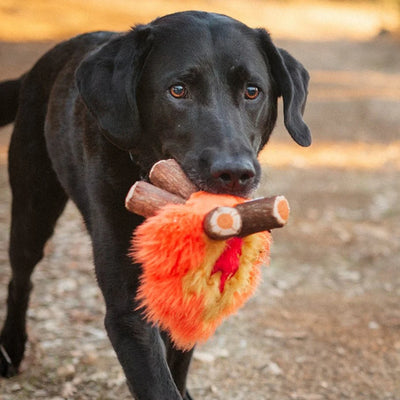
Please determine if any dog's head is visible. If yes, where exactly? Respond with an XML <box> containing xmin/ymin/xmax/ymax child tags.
<box><xmin>76</xmin><ymin>11</ymin><xmax>311</xmax><ymax>197</ymax></box>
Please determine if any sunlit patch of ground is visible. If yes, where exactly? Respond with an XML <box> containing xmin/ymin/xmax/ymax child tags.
<box><xmin>260</xmin><ymin>141</ymin><xmax>400</xmax><ymax>170</ymax></box>
<box><xmin>0</xmin><ymin>0</ymin><xmax>398</xmax><ymax>41</ymax></box>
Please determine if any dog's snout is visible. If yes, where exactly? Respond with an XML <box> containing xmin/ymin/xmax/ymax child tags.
<box><xmin>210</xmin><ymin>160</ymin><xmax>256</xmax><ymax>194</ymax></box>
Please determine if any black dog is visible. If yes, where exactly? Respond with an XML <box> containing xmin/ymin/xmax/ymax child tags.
<box><xmin>0</xmin><ymin>11</ymin><xmax>311</xmax><ymax>399</ymax></box>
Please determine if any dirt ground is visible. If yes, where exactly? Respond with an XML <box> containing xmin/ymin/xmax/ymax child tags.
<box><xmin>0</xmin><ymin>1</ymin><xmax>400</xmax><ymax>399</ymax></box>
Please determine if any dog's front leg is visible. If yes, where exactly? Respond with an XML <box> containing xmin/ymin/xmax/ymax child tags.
<box><xmin>105</xmin><ymin>305</ymin><xmax>181</xmax><ymax>399</ymax></box>
<box><xmin>91</xmin><ymin>214</ymin><xmax>183</xmax><ymax>399</ymax></box>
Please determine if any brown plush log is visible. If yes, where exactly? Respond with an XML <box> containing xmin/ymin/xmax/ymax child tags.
<box><xmin>203</xmin><ymin>195</ymin><xmax>289</xmax><ymax>240</ymax></box>
<box><xmin>125</xmin><ymin>159</ymin><xmax>290</xmax><ymax>239</ymax></box>
<box><xmin>125</xmin><ymin>181</ymin><xmax>185</xmax><ymax>218</ymax></box>
<box><xmin>149</xmin><ymin>159</ymin><xmax>197</xmax><ymax>199</ymax></box>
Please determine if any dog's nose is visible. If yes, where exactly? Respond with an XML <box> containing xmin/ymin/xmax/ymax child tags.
<box><xmin>210</xmin><ymin>160</ymin><xmax>256</xmax><ymax>194</ymax></box>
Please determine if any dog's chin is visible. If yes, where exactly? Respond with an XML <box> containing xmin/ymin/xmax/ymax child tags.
<box><xmin>192</xmin><ymin>179</ymin><xmax>258</xmax><ymax>199</ymax></box>
<box><xmin>203</xmin><ymin>185</ymin><xmax>258</xmax><ymax>199</ymax></box>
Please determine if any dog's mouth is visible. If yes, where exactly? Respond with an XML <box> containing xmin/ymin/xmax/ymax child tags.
<box><xmin>151</xmin><ymin>155</ymin><xmax>260</xmax><ymax>199</ymax></box>
<box><xmin>183</xmin><ymin>167</ymin><xmax>259</xmax><ymax>199</ymax></box>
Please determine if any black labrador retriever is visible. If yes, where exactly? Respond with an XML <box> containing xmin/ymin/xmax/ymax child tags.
<box><xmin>0</xmin><ymin>11</ymin><xmax>311</xmax><ymax>399</ymax></box>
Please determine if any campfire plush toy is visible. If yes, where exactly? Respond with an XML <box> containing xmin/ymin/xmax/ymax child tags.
<box><xmin>125</xmin><ymin>159</ymin><xmax>289</xmax><ymax>350</ymax></box>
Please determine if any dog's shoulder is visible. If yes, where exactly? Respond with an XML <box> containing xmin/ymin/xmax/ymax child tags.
<box><xmin>19</xmin><ymin>31</ymin><xmax>119</xmax><ymax>104</ymax></box>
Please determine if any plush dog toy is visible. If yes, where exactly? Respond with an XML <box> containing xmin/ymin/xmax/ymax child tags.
<box><xmin>125</xmin><ymin>160</ymin><xmax>289</xmax><ymax>350</ymax></box>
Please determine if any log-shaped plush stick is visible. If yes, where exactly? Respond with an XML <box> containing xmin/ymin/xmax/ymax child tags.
<box><xmin>149</xmin><ymin>159</ymin><xmax>198</xmax><ymax>199</ymax></box>
<box><xmin>125</xmin><ymin>181</ymin><xmax>185</xmax><ymax>218</ymax></box>
<box><xmin>125</xmin><ymin>159</ymin><xmax>290</xmax><ymax>240</ymax></box>
<box><xmin>203</xmin><ymin>195</ymin><xmax>289</xmax><ymax>240</ymax></box>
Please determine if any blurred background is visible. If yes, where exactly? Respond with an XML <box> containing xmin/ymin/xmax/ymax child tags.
<box><xmin>0</xmin><ymin>1</ymin><xmax>399</xmax><ymax>399</ymax></box>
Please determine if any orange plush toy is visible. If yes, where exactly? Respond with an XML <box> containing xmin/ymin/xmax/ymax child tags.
<box><xmin>125</xmin><ymin>160</ymin><xmax>289</xmax><ymax>350</ymax></box>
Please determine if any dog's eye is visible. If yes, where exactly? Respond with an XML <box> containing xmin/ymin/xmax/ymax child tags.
<box><xmin>170</xmin><ymin>85</ymin><xmax>187</xmax><ymax>99</ymax></box>
<box><xmin>244</xmin><ymin>86</ymin><xmax>260</xmax><ymax>100</ymax></box>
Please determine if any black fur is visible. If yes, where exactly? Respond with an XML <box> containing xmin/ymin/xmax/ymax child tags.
<box><xmin>0</xmin><ymin>78</ymin><xmax>21</xmax><ymax>126</ymax></box>
<box><xmin>0</xmin><ymin>11</ymin><xmax>310</xmax><ymax>399</ymax></box>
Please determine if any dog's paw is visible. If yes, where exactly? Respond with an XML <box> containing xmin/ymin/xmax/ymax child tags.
<box><xmin>0</xmin><ymin>344</ymin><xmax>18</xmax><ymax>378</ymax></box>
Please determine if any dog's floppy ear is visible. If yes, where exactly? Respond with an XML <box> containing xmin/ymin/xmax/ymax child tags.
<box><xmin>257</xmin><ymin>29</ymin><xmax>311</xmax><ymax>147</ymax></box>
<box><xmin>76</xmin><ymin>27</ymin><xmax>152</xmax><ymax>150</ymax></box>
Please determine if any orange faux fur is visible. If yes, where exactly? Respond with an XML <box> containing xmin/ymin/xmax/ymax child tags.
<box><xmin>131</xmin><ymin>192</ymin><xmax>271</xmax><ymax>350</ymax></box>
